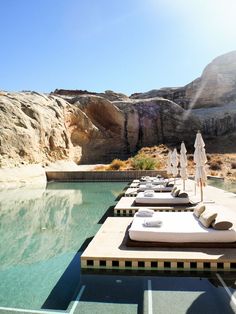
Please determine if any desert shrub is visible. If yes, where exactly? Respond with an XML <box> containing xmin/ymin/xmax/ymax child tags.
<box><xmin>231</xmin><ymin>162</ymin><xmax>236</xmax><ymax>169</ymax></box>
<box><xmin>162</xmin><ymin>149</ymin><xmax>169</xmax><ymax>154</ymax></box>
<box><xmin>107</xmin><ymin>159</ymin><xmax>125</xmax><ymax>170</ymax></box>
<box><xmin>209</xmin><ymin>162</ymin><xmax>222</xmax><ymax>171</ymax></box>
<box><xmin>94</xmin><ymin>165</ymin><xmax>107</xmax><ymax>171</ymax></box>
<box><xmin>131</xmin><ymin>154</ymin><xmax>156</xmax><ymax>170</ymax></box>
<box><xmin>207</xmin><ymin>154</ymin><xmax>211</xmax><ymax>161</ymax></box>
<box><xmin>210</xmin><ymin>171</ymin><xmax>218</xmax><ymax>176</ymax></box>
<box><xmin>214</xmin><ymin>158</ymin><xmax>223</xmax><ymax>165</ymax></box>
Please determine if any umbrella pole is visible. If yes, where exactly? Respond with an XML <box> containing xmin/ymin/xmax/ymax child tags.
<box><xmin>183</xmin><ymin>179</ymin><xmax>185</xmax><ymax>191</ymax></box>
<box><xmin>200</xmin><ymin>179</ymin><xmax>203</xmax><ymax>202</ymax></box>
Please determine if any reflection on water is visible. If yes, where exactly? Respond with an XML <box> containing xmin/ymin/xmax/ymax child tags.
<box><xmin>0</xmin><ymin>187</ymin><xmax>82</xmax><ymax>268</ymax></box>
<box><xmin>0</xmin><ymin>181</ymin><xmax>126</xmax><ymax>310</ymax></box>
<box><xmin>208</xmin><ymin>178</ymin><xmax>236</xmax><ymax>194</ymax></box>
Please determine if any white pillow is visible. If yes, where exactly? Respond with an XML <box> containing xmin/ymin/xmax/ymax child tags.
<box><xmin>199</xmin><ymin>209</ymin><xmax>217</xmax><ymax>228</ymax></box>
<box><xmin>193</xmin><ymin>203</ymin><xmax>206</xmax><ymax>218</ymax></box>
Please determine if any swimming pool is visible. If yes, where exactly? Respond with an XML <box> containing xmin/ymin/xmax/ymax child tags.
<box><xmin>208</xmin><ymin>177</ymin><xmax>236</xmax><ymax>194</ymax></box>
<box><xmin>0</xmin><ymin>182</ymin><xmax>126</xmax><ymax>311</ymax></box>
<box><xmin>0</xmin><ymin>181</ymin><xmax>236</xmax><ymax>314</ymax></box>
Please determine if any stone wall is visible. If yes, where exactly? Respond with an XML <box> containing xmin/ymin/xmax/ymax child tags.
<box><xmin>46</xmin><ymin>170</ymin><xmax>167</xmax><ymax>182</ymax></box>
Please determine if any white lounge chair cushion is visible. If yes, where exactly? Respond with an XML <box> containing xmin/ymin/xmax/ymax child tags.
<box><xmin>135</xmin><ymin>192</ymin><xmax>190</xmax><ymax>204</ymax></box>
<box><xmin>130</xmin><ymin>212</ymin><xmax>236</xmax><ymax>243</ymax></box>
<box><xmin>138</xmin><ymin>184</ymin><xmax>173</xmax><ymax>192</ymax></box>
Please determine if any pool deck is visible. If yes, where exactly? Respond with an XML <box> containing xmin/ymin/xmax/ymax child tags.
<box><xmin>81</xmin><ymin>179</ymin><xmax>236</xmax><ymax>271</ymax></box>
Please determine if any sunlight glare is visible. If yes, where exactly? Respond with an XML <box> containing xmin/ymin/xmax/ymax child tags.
<box><xmin>147</xmin><ymin>0</ymin><xmax>236</xmax><ymax>40</ymax></box>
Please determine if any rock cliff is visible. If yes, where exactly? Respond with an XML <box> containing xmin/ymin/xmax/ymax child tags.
<box><xmin>1</xmin><ymin>50</ymin><xmax>236</xmax><ymax>167</ymax></box>
<box><xmin>0</xmin><ymin>91</ymin><xmax>200</xmax><ymax>167</ymax></box>
<box><xmin>0</xmin><ymin>91</ymin><xmax>95</xmax><ymax>167</ymax></box>
<box><xmin>130</xmin><ymin>50</ymin><xmax>236</xmax><ymax>140</ymax></box>
<box><xmin>131</xmin><ymin>51</ymin><xmax>236</xmax><ymax>109</ymax></box>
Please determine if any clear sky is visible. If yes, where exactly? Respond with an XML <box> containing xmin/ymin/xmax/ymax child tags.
<box><xmin>1</xmin><ymin>0</ymin><xmax>236</xmax><ymax>95</ymax></box>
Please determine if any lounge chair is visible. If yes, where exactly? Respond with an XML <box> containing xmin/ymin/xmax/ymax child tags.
<box><xmin>127</xmin><ymin>211</ymin><xmax>236</xmax><ymax>247</ymax></box>
<box><xmin>135</xmin><ymin>191</ymin><xmax>190</xmax><ymax>205</ymax></box>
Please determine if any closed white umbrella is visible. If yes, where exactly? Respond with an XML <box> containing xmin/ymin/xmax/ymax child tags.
<box><xmin>171</xmin><ymin>148</ymin><xmax>179</xmax><ymax>184</ymax></box>
<box><xmin>194</xmin><ymin>131</ymin><xmax>207</xmax><ymax>201</ymax></box>
<box><xmin>166</xmin><ymin>150</ymin><xmax>172</xmax><ymax>176</ymax></box>
<box><xmin>180</xmin><ymin>141</ymin><xmax>188</xmax><ymax>190</ymax></box>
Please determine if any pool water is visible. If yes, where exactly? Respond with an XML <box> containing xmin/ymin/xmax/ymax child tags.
<box><xmin>0</xmin><ymin>181</ymin><xmax>236</xmax><ymax>314</ymax></box>
<box><xmin>0</xmin><ymin>182</ymin><xmax>126</xmax><ymax>311</ymax></box>
<box><xmin>76</xmin><ymin>271</ymin><xmax>236</xmax><ymax>314</ymax></box>
<box><xmin>208</xmin><ymin>178</ymin><xmax>236</xmax><ymax>193</ymax></box>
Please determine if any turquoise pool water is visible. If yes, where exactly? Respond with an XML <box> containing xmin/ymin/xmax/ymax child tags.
<box><xmin>0</xmin><ymin>181</ymin><xmax>236</xmax><ymax>314</ymax></box>
<box><xmin>0</xmin><ymin>182</ymin><xmax>127</xmax><ymax>311</ymax></box>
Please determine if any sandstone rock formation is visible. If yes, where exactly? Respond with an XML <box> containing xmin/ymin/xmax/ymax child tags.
<box><xmin>130</xmin><ymin>51</ymin><xmax>236</xmax><ymax>140</ymax></box>
<box><xmin>131</xmin><ymin>51</ymin><xmax>236</xmax><ymax>109</ymax></box>
<box><xmin>0</xmin><ymin>91</ymin><xmax>200</xmax><ymax>167</ymax></box>
<box><xmin>0</xmin><ymin>91</ymin><xmax>96</xmax><ymax>167</ymax></box>
<box><xmin>1</xmin><ymin>50</ymin><xmax>236</xmax><ymax>168</ymax></box>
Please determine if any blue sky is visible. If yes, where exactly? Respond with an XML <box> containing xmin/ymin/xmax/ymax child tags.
<box><xmin>1</xmin><ymin>0</ymin><xmax>236</xmax><ymax>95</ymax></box>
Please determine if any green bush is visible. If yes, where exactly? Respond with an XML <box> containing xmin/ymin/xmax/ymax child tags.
<box><xmin>131</xmin><ymin>154</ymin><xmax>156</xmax><ymax>170</ymax></box>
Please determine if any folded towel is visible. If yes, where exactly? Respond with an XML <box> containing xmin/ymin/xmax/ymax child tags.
<box><xmin>136</xmin><ymin>211</ymin><xmax>154</xmax><ymax>217</ymax></box>
<box><xmin>144</xmin><ymin>190</ymin><xmax>155</xmax><ymax>197</ymax></box>
<box><xmin>143</xmin><ymin>219</ymin><xmax>163</xmax><ymax>227</ymax></box>
<box><xmin>136</xmin><ymin>208</ymin><xmax>154</xmax><ymax>217</ymax></box>
<box><xmin>138</xmin><ymin>208</ymin><xmax>154</xmax><ymax>213</ymax></box>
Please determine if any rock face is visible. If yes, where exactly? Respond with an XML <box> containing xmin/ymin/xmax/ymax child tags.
<box><xmin>0</xmin><ymin>92</ymin><xmax>96</xmax><ymax>167</ymax></box>
<box><xmin>130</xmin><ymin>50</ymin><xmax>236</xmax><ymax>139</ymax></box>
<box><xmin>1</xmin><ymin>50</ymin><xmax>236</xmax><ymax>167</ymax></box>
<box><xmin>0</xmin><ymin>91</ymin><xmax>200</xmax><ymax>166</ymax></box>
<box><xmin>131</xmin><ymin>51</ymin><xmax>236</xmax><ymax>109</ymax></box>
